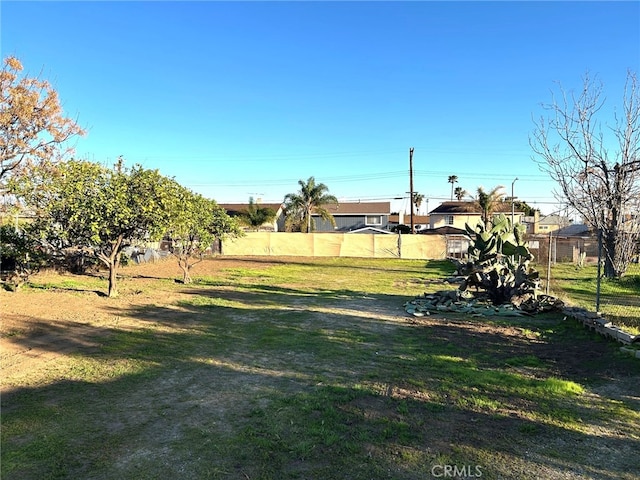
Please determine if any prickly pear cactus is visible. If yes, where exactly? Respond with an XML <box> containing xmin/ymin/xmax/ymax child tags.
<box><xmin>405</xmin><ymin>214</ymin><xmax>562</xmax><ymax>317</ymax></box>
<box><xmin>460</xmin><ymin>214</ymin><xmax>541</xmax><ymax>307</ymax></box>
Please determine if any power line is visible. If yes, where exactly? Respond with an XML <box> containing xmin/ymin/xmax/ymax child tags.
<box><xmin>183</xmin><ymin>169</ymin><xmax>551</xmax><ymax>188</ymax></box>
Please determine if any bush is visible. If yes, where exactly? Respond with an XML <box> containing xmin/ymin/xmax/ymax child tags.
<box><xmin>0</xmin><ymin>224</ymin><xmax>50</xmax><ymax>289</ymax></box>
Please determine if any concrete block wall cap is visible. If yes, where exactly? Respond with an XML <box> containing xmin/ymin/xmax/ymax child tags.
<box><xmin>594</xmin><ymin>318</ymin><xmax>612</xmax><ymax>327</ymax></box>
<box><xmin>616</xmin><ymin>331</ymin><xmax>634</xmax><ymax>343</ymax></box>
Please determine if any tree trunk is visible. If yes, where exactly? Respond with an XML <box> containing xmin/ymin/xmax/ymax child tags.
<box><xmin>108</xmin><ymin>260</ymin><xmax>118</xmax><ymax>297</ymax></box>
<box><xmin>107</xmin><ymin>235</ymin><xmax>124</xmax><ymax>297</ymax></box>
<box><xmin>178</xmin><ymin>257</ymin><xmax>192</xmax><ymax>284</ymax></box>
<box><xmin>603</xmin><ymin>230</ymin><xmax>618</xmax><ymax>279</ymax></box>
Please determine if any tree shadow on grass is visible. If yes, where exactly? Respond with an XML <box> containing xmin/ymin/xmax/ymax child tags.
<box><xmin>26</xmin><ymin>283</ymin><xmax>108</xmax><ymax>297</ymax></box>
<box><xmin>179</xmin><ymin>282</ymin><xmax>403</xmax><ymax>305</ymax></box>
<box><xmin>207</xmin><ymin>255</ymin><xmax>452</xmax><ymax>275</ymax></box>
<box><xmin>3</xmin><ymin>311</ymin><xmax>639</xmax><ymax>480</ymax></box>
<box><xmin>3</xmin><ymin>285</ymin><xmax>640</xmax><ymax>480</ymax></box>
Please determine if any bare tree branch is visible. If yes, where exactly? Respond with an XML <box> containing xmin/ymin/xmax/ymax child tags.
<box><xmin>530</xmin><ymin>71</ymin><xmax>640</xmax><ymax>277</ymax></box>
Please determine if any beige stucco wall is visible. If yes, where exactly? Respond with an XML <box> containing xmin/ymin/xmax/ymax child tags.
<box><xmin>222</xmin><ymin>232</ymin><xmax>447</xmax><ymax>260</ymax></box>
<box><xmin>430</xmin><ymin>213</ymin><xmax>525</xmax><ymax>230</ymax></box>
<box><xmin>430</xmin><ymin>214</ymin><xmax>482</xmax><ymax>230</ymax></box>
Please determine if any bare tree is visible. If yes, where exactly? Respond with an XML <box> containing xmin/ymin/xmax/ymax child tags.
<box><xmin>531</xmin><ymin>70</ymin><xmax>640</xmax><ymax>278</ymax></box>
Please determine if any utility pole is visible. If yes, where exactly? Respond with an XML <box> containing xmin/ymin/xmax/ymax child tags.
<box><xmin>511</xmin><ymin>177</ymin><xmax>518</xmax><ymax>227</ymax></box>
<box><xmin>409</xmin><ymin>148</ymin><xmax>415</xmax><ymax>234</ymax></box>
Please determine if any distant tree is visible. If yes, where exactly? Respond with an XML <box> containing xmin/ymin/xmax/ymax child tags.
<box><xmin>238</xmin><ymin>197</ymin><xmax>277</xmax><ymax>231</ymax></box>
<box><xmin>167</xmin><ymin>190</ymin><xmax>242</xmax><ymax>284</ymax></box>
<box><xmin>283</xmin><ymin>177</ymin><xmax>338</xmax><ymax>233</ymax></box>
<box><xmin>412</xmin><ymin>192</ymin><xmax>425</xmax><ymax>213</ymax></box>
<box><xmin>391</xmin><ymin>224</ymin><xmax>411</xmax><ymax>234</ymax></box>
<box><xmin>448</xmin><ymin>175</ymin><xmax>458</xmax><ymax>200</ymax></box>
<box><xmin>531</xmin><ymin>70</ymin><xmax>640</xmax><ymax>278</ymax></box>
<box><xmin>454</xmin><ymin>186</ymin><xmax>468</xmax><ymax>201</ymax></box>
<box><xmin>390</xmin><ymin>224</ymin><xmax>411</xmax><ymax>235</ymax></box>
<box><xmin>513</xmin><ymin>200</ymin><xmax>538</xmax><ymax>217</ymax></box>
<box><xmin>0</xmin><ymin>56</ymin><xmax>84</xmax><ymax>184</ymax></box>
<box><xmin>475</xmin><ymin>185</ymin><xmax>505</xmax><ymax>228</ymax></box>
<box><xmin>10</xmin><ymin>159</ymin><xmax>178</xmax><ymax>297</ymax></box>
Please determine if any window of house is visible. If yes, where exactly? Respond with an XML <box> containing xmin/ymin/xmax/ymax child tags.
<box><xmin>365</xmin><ymin>215</ymin><xmax>382</xmax><ymax>225</ymax></box>
<box><xmin>445</xmin><ymin>215</ymin><xmax>454</xmax><ymax>225</ymax></box>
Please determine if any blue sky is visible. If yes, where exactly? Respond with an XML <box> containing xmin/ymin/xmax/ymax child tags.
<box><xmin>2</xmin><ymin>1</ymin><xmax>639</xmax><ymax>216</ymax></box>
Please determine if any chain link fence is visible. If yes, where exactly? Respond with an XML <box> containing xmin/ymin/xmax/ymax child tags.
<box><xmin>530</xmin><ymin>232</ymin><xmax>640</xmax><ymax>332</ymax></box>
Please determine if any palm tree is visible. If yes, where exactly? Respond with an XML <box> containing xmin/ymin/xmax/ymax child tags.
<box><xmin>238</xmin><ymin>197</ymin><xmax>277</xmax><ymax>231</ymax></box>
<box><xmin>454</xmin><ymin>186</ymin><xmax>468</xmax><ymax>201</ymax></box>
<box><xmin>412</xmin><ymin>192</ymin><xmax>425</xmax><ymax>214</ymax></box>
<box><xmin>448</xmin><ymin>175</ymin><xmax>458</xmax><ymax>200</ymax></box>
<box><xmin>283</xmin><ymin>177</ymin><xmax>338</xmax><ymax>233</ymax></box>
<box><xmin>475</xmin><ymin>185</ymin><xmax>505</xmax><ymax>228</ymax></box>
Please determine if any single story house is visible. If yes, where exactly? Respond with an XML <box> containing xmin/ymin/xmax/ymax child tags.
<box><xmin>527</xmin><ymin>224</ymin><xmax>597</xmax><ymax>263</ymax></box>
<box><xmin>313</xmin><ymin>201</ymin><xmax>392</xmax><ymax>232</ymax></box>
<box><xmin>218</xmin><ymin>202</ymin><xmax>285</xmax><ymax>232</ymax></box>
<box><xmin>537</xmin><ymin>214</ymin><xmax>573</xmax><ymax>234</ymax></box>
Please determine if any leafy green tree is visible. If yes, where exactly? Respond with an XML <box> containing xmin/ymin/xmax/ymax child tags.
<box><xmin>283</xmin><ymin>177</ymin><xmax>338</xmax><ymax>233</ymax></box>
<box><xmin>167</xmin><ymin>189</ymin><xmax>242</xmax><ymax>283</ymax></box>
<box><xmin>10</xmin><ymin>159</ymin><xmax>179</xmax><ymax>297</ymax></box>
<box><xmin>238</xmin><ymin>197</ymin><xmax>277</xmax><ymax>231</ymax></box>
<box><xmin>475</xmin><ymin>185</ymin><xmax>505</xmax><ymax>228</ymax></box>
<box><xmin>513</xmin><ymin>200</ymin><xmax>538</xmax><ymax>217</ymax></box>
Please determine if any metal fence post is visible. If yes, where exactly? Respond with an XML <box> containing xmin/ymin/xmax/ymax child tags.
<box><xmin>546</xmin><ymin>231</ymin><xmax>552</xmax><ymax>295</ymax></box>
<box><xmin>596</xmin><ymin>228</ymin><xmax>602</xmax><ymax>313</ymax></box>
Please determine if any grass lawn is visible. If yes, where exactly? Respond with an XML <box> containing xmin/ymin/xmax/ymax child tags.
<box><xmin>543</xmin><ymin>262</ymin><xmax>640</xmax><ymax>335</ymax></box>
<box><xmin>2</xmin><ymin>256</ymin><xmax>639</xmax><ymax>480</ymax></box>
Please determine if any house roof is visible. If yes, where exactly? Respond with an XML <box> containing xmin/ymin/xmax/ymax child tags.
<box><xmin>319</xmin><ymin>201</ymin><xmax>391</xmax><ymax>215</ymax></box>
<box><xmin>347</xmin><ymin>227</ymin><xmax>394</xmax><ymax>234</ymax></box>
<box><xmin>219</xmin><ymin>203</ymin><xmax>283</xmax><ymax>216</ymax></box>
<box><xmin>554</xmin><ymin>224</ymin><xmax>592</xmax><ymax>236</ymax></box>
<box><xmin>389</xmin><ymin>214</ymin><xmax>430</xmax><ymax>224</ymax></box>
<box><xmin>419</xmin><ymin>226</ymin><xmax>467</xmax><ymax>235</ymax></box>
<box><xmin>429</xmin><ymin>201</ymin><xmax>523</xmax><ymax>215</ymax></box>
